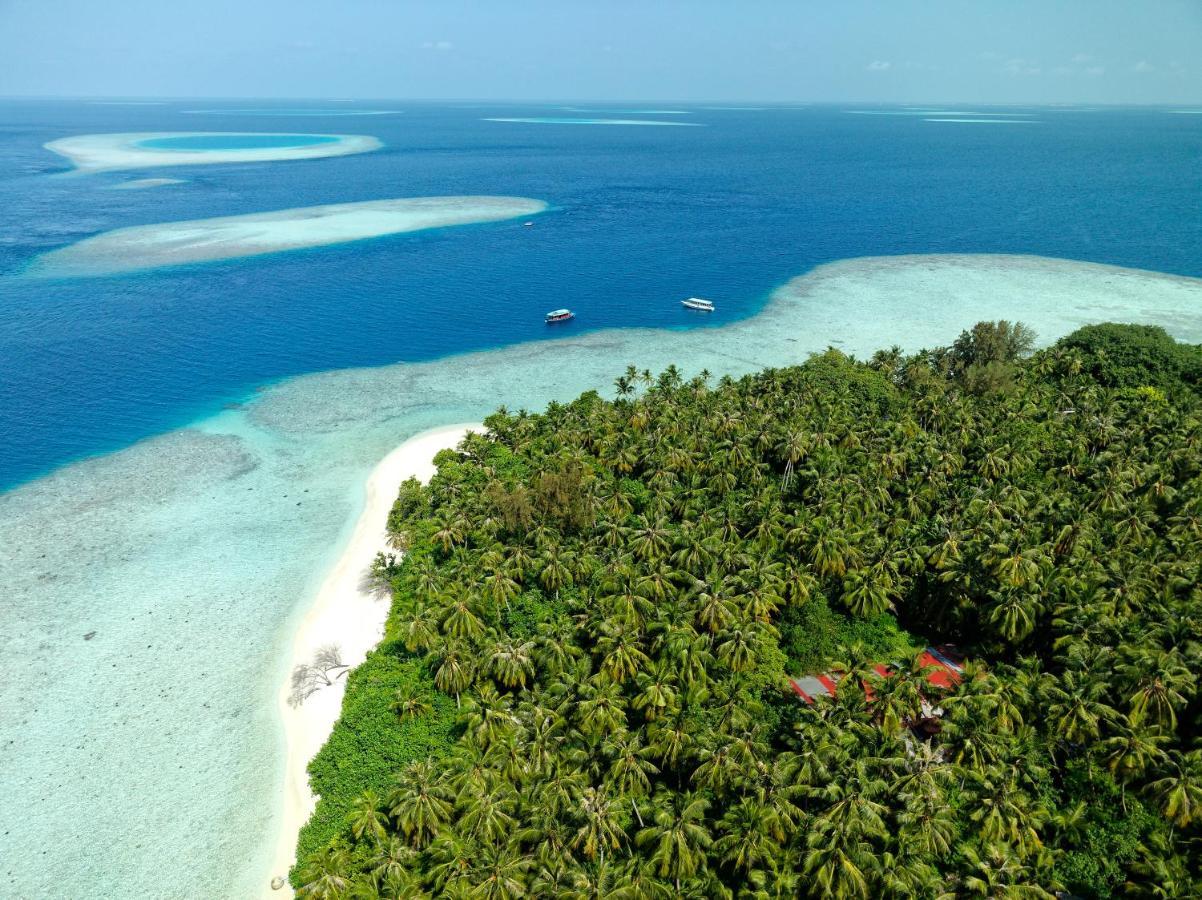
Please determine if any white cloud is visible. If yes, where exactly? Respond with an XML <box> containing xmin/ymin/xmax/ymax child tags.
<box><xmin>1053</xmin><ymin>55</ymin><xmax>1104</xmax><ymax>78</ymax></box>
<box><xmin>421</xmin><ymin>40</ymin><xmax>454</xmax><ymax>51</ymax></box>
<box><xmin>1003</xmin><ymin>57</ymin><xmax>1041</xmax><ymax>76</ymax></box>
<box><xmin>1132</xmin><ymin>60</ymin><xmax>1154</xmax><ymax>73</ymax></box>
<box><xmin>866</xmin><ymin>60</ymin><xmax>892</xmax><ymax>71</ymax></box>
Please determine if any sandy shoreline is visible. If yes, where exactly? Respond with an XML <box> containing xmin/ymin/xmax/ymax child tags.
<box><xmin>265</xmin><ymin>423</ymin><xmax>479</xmax><ymax>895</ymax></box>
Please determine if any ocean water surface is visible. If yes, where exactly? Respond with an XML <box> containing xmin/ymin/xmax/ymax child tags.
<box><xmin>2</xmin><ymin>100</ymin><xmax>1202</xmax><ymax>899</ymax></box>
<box><xmin>3</xmin><ymin>101</ymin><xmax>1201</xmax><ymax>490</ymax></box>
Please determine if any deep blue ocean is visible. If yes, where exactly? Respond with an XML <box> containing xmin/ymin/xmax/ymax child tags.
<box><xmin>1</xmin><ymin>101</ymin><xmax>1200</xmax><ymax>491</ymax></box>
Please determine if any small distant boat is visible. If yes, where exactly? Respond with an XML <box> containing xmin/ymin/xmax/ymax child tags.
<box><xmin>545</xmin><ymin>308</ymin><xmax>574</xmax><ymax>324</ymax></box>
<box><xmin>523</xmin><ymin>221</ymin><xmax>534</xmax><ymax>227</ymax></box>
<box><xmin>681</xmin><ymin>297</ymin><xmax>715</xmax><ymax>312</ymax></box>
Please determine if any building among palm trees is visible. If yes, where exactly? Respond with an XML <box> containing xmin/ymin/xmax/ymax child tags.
<box><xmin>789</xmin><ymin>644</ymin><xmax>966</xmax><ymax>704</ymax></box>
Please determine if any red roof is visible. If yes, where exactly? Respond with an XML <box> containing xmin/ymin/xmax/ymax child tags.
<box><xmin>789</xmin><ymin>645</ymin><xmax>964</xmax><ymax>704</ymax></box>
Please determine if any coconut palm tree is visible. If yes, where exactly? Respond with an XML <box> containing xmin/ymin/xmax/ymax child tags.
<box><xmin>388</xmin><ymin>760</ymin><xmax>453</xmax><ymax>848</ymax></box>
<box><xmin>295</xmin><ymin>846</ymin><xmax>352</xmax><ymax>899</ymax></box>
<box><xmin>635</xmin><ymin>793</ymin><xmax>713</xmax><ymax>890</ymax></box>
<box><xmin>1145</xmin><ymin>750</ymin><xmax>1202</xmax><ymax>829</ymax></box>
<box><xmin>349</xmin><ymin>790</ymin><xmax>389</xmax><ymax>845</ymax></box>
<box><xmin>570</xmin><ymin>785</ymin><xmax>626</xmax><ymax>864</ymax></box>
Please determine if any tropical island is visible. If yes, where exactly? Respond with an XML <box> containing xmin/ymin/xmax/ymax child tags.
<box><xmin>286</xmin><ymin>321</ymin><xmax>1202</xmax><ymax>898</ymax></box>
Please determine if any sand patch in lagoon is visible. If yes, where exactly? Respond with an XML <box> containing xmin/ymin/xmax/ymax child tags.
<box><xmin>106</xmin><ymin>177</ymin><xmax>187</xmax><ymax>190</ymax></box>
<box><xmin>924</xmin><ymin>117</ymin><xmax>1040</xmax><ymax>124</ymax></box>
<box><xmin>25</xmin><ymin>196</ymin><xmax>550</xmax><ymax>278</ymax></box>
<box><xmin>484</xmin><ymin>117</ymin><xmax>703</xmax><ymax>126</ymax></box>
<box><xmin>182</xmin><ymin>109</ymin><xmax>403</xmax><ymax>117</ymax></box>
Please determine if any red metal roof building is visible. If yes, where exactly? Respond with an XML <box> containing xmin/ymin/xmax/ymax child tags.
<box><xmin>789</xmin><ymin>645</ymin><xmax>965</xmax><ymax>704</ymax></box>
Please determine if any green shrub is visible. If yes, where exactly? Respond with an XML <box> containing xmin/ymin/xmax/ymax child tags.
<box><xmin>292</xmin><ymin>645</ymin><xmax>455</xmax><ymax>875</ymax></box>
<box><xmin>1055</xmin><ymin>323</ymin><xmax>1202</xmax><ymax>394</ymax></box>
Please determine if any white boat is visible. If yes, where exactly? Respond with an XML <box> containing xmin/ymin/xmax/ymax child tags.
<box><xmin>681</xmin><ymin>297</ymin><xmax>714</xmax><ymax>312</ymax></box>
<box><xmin>545</xmin><ymin>308</ymin><xmax>574</xmax><ymax>324</ymax></box>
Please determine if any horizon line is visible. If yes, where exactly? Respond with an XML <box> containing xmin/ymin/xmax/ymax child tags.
<box><xmin>1</xmin><ymin>94</ymin><xmax>1199</xmax><ymax>108</ymax></box>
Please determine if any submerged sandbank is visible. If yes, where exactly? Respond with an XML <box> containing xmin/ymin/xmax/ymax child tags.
<box><xmin>25</xmin><ymin>196</ymin><xmax>549</xmax><ymax>278</ymax></box>
<box><xmin>44</xmin><ymin>132</ymin><xmax>382</xmax><ymax>172</ymax></box>
<box><xmin>182</xmin><ymin>109</ymin><xmax>403</xmax><ymax>117</ymax></box>
<box><xmin>846</xmin><ymin>109</ymin><xmax>1034</xmax><ymax>117</ymax></box>
<box><xmin>106</xmin><ymin>177</ymin><xmax>186</xmax><ymax>191</ymax></box>
<box><xmin>269</xmin><ymin>424</ymin><xmax>477</xmax><ymax>896</ymax></box>
<box><xmin>484</xmin><ymin>117</ymin><xmax>703</xmax><ymax>126</ymax></box>
<box><xmin>925</xmin><ymin>118</ymin><xmax>1039</xmax><ymax>124</ymax></box>
<box><xmin>2</xmin><ymin>254</ymin><xmax>1201</xmax><ymax>899</ymax></box>
<box><xmin>559</xmin><ymin>107</ymin><xmax>692</xmax><ymax>115</ymax></box>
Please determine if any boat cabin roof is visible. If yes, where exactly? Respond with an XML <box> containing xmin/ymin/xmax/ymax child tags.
<box><xmin>547</xmin><ymin>308</ymin><xmax>571</xmax><ymax>316</ymax></box>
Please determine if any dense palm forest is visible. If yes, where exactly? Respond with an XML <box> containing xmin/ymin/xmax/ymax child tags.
<box><xmin>293</xmin><ymin>322</ymin><xmax>1202</xmax><ymax>898</ymax></box>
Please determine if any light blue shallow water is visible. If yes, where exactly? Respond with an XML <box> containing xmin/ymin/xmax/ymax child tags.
<box><xmin>2</xmin><ymin>101</ymin><xmax>1202</xmax><ymax>898</ymax></box>
<box><xmin>135</xmin><ymin>133</ymin><xmax>341</xmax><ymax>150</ymax></box>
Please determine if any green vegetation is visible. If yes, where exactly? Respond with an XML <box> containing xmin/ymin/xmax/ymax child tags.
<box><xmin>1057</xmin><ymin>323</ymin><xmax>1202</xmax><ymax>394</ymax></box>
<box><xmin>293</xmin><ymin>322</ymin><xmax>1202</xmax><ymax>898</ymax></box>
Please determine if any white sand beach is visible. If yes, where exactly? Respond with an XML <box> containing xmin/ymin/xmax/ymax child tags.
<box><xmin>266</xmin><ymin>423</ymin><xmax>479</xmax><ymax>895</ymax></box>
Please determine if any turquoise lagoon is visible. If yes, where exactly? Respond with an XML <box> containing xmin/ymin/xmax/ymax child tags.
<box><xmin>3</xmin><ymin>102</ymin><xmax>1202</xmax><ymax>898</ymax></box>
<box><xmin>136</xmin><ymin>133</ymin><xmax>342</xmax><ymax>151</ymax></box>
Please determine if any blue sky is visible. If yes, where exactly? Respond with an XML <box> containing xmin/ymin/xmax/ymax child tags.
<box><xmin>1</xmin><ymin>0</ymin><xmax>1200</xmax><ymax>103</ymax></box>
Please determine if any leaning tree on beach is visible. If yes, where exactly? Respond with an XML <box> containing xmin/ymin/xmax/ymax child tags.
<box><xmin>292</xmin><ymin>322</ymin><xmax>1202</xmax><ymax>899</ymax></box>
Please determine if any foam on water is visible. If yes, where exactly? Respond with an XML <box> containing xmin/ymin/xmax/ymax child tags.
<box><xmin>181</xmin><ymin>109</ymin><xmax>404</xmax><ymax>116</ymax></box>
<box><xmin>3</xmin><ymin>254</ymin><xmax>1202</xmax><ymax>899</ymax></box>
<box><xmin>847</xmin><ymin>109</ymin><xmax>1035</xmax><ymax>117</ymax></box>
<box><xmin>483</xmin><ymin>117</ymin><xmax>704</xmax><ymax>126</ymax></box>
<box><xmin>559</xmin><ymin>107</ymin><xmax>692</xmax><ymax>115</ymax></box>
<box><xmin>43</xmin><ymin>132</ymin><xmax>383</xmax><ymax>172</ymax></box>
<box><xmin>24</xmin><ymin>196</ymin><xmax>550</xmax><ymax>278</ymax></box>
<box><xmin>925</xmin><ymin>118</ymin><xmax>1041</xmax><ymax>124</ymax></box>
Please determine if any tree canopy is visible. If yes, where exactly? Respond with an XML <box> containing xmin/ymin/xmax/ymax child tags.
<box><xmin>293</xmin><ymin>322</ymin><xmax>1202</xmax><ymax>899</ymax></box>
